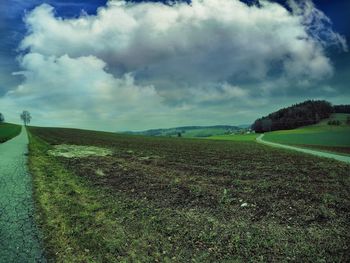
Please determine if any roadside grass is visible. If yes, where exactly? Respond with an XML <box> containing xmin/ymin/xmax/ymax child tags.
<box><xmin>0</xmin><ymin>123</ymin><xmax>21</xmax><ymax>143</ymax></box>
<box><xmin>28</xmin><ymin>127</ymin><xmax>350</xmax><ymax>262</ymax></box>
<box><xmin>263</xmin><ymin>113</ymin><xmax>350</xmax><ymax>154</ymax></box>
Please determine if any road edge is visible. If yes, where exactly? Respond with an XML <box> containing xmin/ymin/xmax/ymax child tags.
<box><xmin>256</xmin><ymin>134</ymin><xmax>350</xmax><ymax>164</ymax></box>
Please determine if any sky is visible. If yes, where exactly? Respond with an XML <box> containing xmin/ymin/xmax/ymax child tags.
<box><xmin>0</xmin><ymin>0</ymin><xmax>349</xmax><ymax>131</ymax></box>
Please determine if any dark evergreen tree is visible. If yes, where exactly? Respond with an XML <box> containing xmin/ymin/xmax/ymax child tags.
<box><xmin>334</xmin><ymin>105</ymin><xmax>350</xmax><ymax>113</ymax></box>
<box><xmin>252</xmin><ymin>100</ymin><xmax>334</xmax><ymax>133</ymax></box>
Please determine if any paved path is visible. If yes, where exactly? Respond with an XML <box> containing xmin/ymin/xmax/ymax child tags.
<box><xmin>0</xmin><ymin>127</ymin><xmax>45</xmax><ymax>262</ymax></box>
<box><xmin>257</xmin><ymin>134</ymin><xmax>350</xmax><ymax>164</ymax></box>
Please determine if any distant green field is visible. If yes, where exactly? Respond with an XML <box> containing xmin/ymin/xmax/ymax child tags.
<box><xmin>0</xmin><ymin>123</ymin><xmax>21</xmax><ymax>143</ymax></box>
<box><xmin>208</xmin><ymin>133</ymin><xmax>258</xmax><ymax>141</ymax></box>
<box><xmin>318</xmin><ymin>113</ymin><xmax>350</xmax><ymax>126</ymax></box>
<box><xmin>125</xmin><ymin>125</ymin><xmax>240</xmax><ymax>138</ymax></box>
<box><xmin>182</xmin><ymin>127</ymin><xmax>234</xmax><ymax>138</ymax></box>
<box><xmin>263</xmin><ymin>114</ymin><xmax>350</xmax><ymax>154</ymax></box>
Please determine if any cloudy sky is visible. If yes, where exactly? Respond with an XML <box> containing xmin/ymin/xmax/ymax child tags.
<box><xmin>0</xmin><ymin>0</ymin><xmax>349</xmax><ymax>131</ymax></box>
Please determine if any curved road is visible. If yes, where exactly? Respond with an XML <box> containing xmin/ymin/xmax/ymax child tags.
<box><xmin>257</xmin><ymin>134</ymin><xmax>350</xmax><ymax>164</ymax></box>
<box><xmin>0</xmin><ymin>127</ymin><xmax>45</xmax><ymax>262</ymax></box>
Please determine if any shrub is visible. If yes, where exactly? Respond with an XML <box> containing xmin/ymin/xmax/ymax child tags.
<box><xmin>328</xmin><ymin>120</ymin><xmax>341</xmax><ymax>126</ymax></box>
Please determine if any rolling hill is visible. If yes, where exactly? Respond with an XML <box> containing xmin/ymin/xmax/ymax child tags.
<box><xmin>123</xmin><ymin>125</ymin><xmax>241</xmax><ymax>138</ymax></box>
<box><xmin>252</xmin><ymin>100</ymin><xmax>334</xmax><ymax>133</ymax></box>
<box><xmin>263</xmin><ymin>113</ymin><xmax>350</xmax><ymax>155</ymax></box>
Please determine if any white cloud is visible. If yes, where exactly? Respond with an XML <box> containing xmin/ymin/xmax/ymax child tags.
<box><xmin>288</xmin><ymin>0</ymin><xmax>348</xmax><ymax>52</ymax></box>
<box><xmin>2</xmin><ymin>0</ymin><xmax>346</xmax><ymax>130</ymax></box>
<box><xmin>189</xmin><ymin>83</ymin><xmax>249</xmax><ymax>103</ymax></box>
<box><xmin>4</xmin><ymin>53</ymin><xmax>169</xmax><ymax>130</ymax></box>
<box><xmin>20</xmin><ymin>1</ymin><xmax>337</xmax><ymax>84</ymax></box>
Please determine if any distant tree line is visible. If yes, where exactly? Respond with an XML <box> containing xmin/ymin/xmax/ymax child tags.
<box><xmin>252</xmin><ymin>100</ymin><xmax>334</xmax><ymax>133</ymax></box>
<box><xmin>334</xmin><ymin>105</ymin><xmax>350</xmax><ymax>114</ymax></box>
<box><xmin>0</xmin><ymin>113</ymin><xmax>4</xmax><ymax>123</ymax></box>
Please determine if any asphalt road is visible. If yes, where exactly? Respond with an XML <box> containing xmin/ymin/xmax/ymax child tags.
<box><xmin>257</xmin><ymin>134</ymin><xmax>350</xmax><ymax>164</ymax></box>
<box><xmin>0</xmin><ymin>127</ymin><xmax>45</xmax><ymax>262</ymax></box>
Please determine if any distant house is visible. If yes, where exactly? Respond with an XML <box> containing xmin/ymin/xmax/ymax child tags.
<box><xmin>246</xmin><ymin>129</ymin><xmax>255</xmax><ymax>134</ymax></box>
